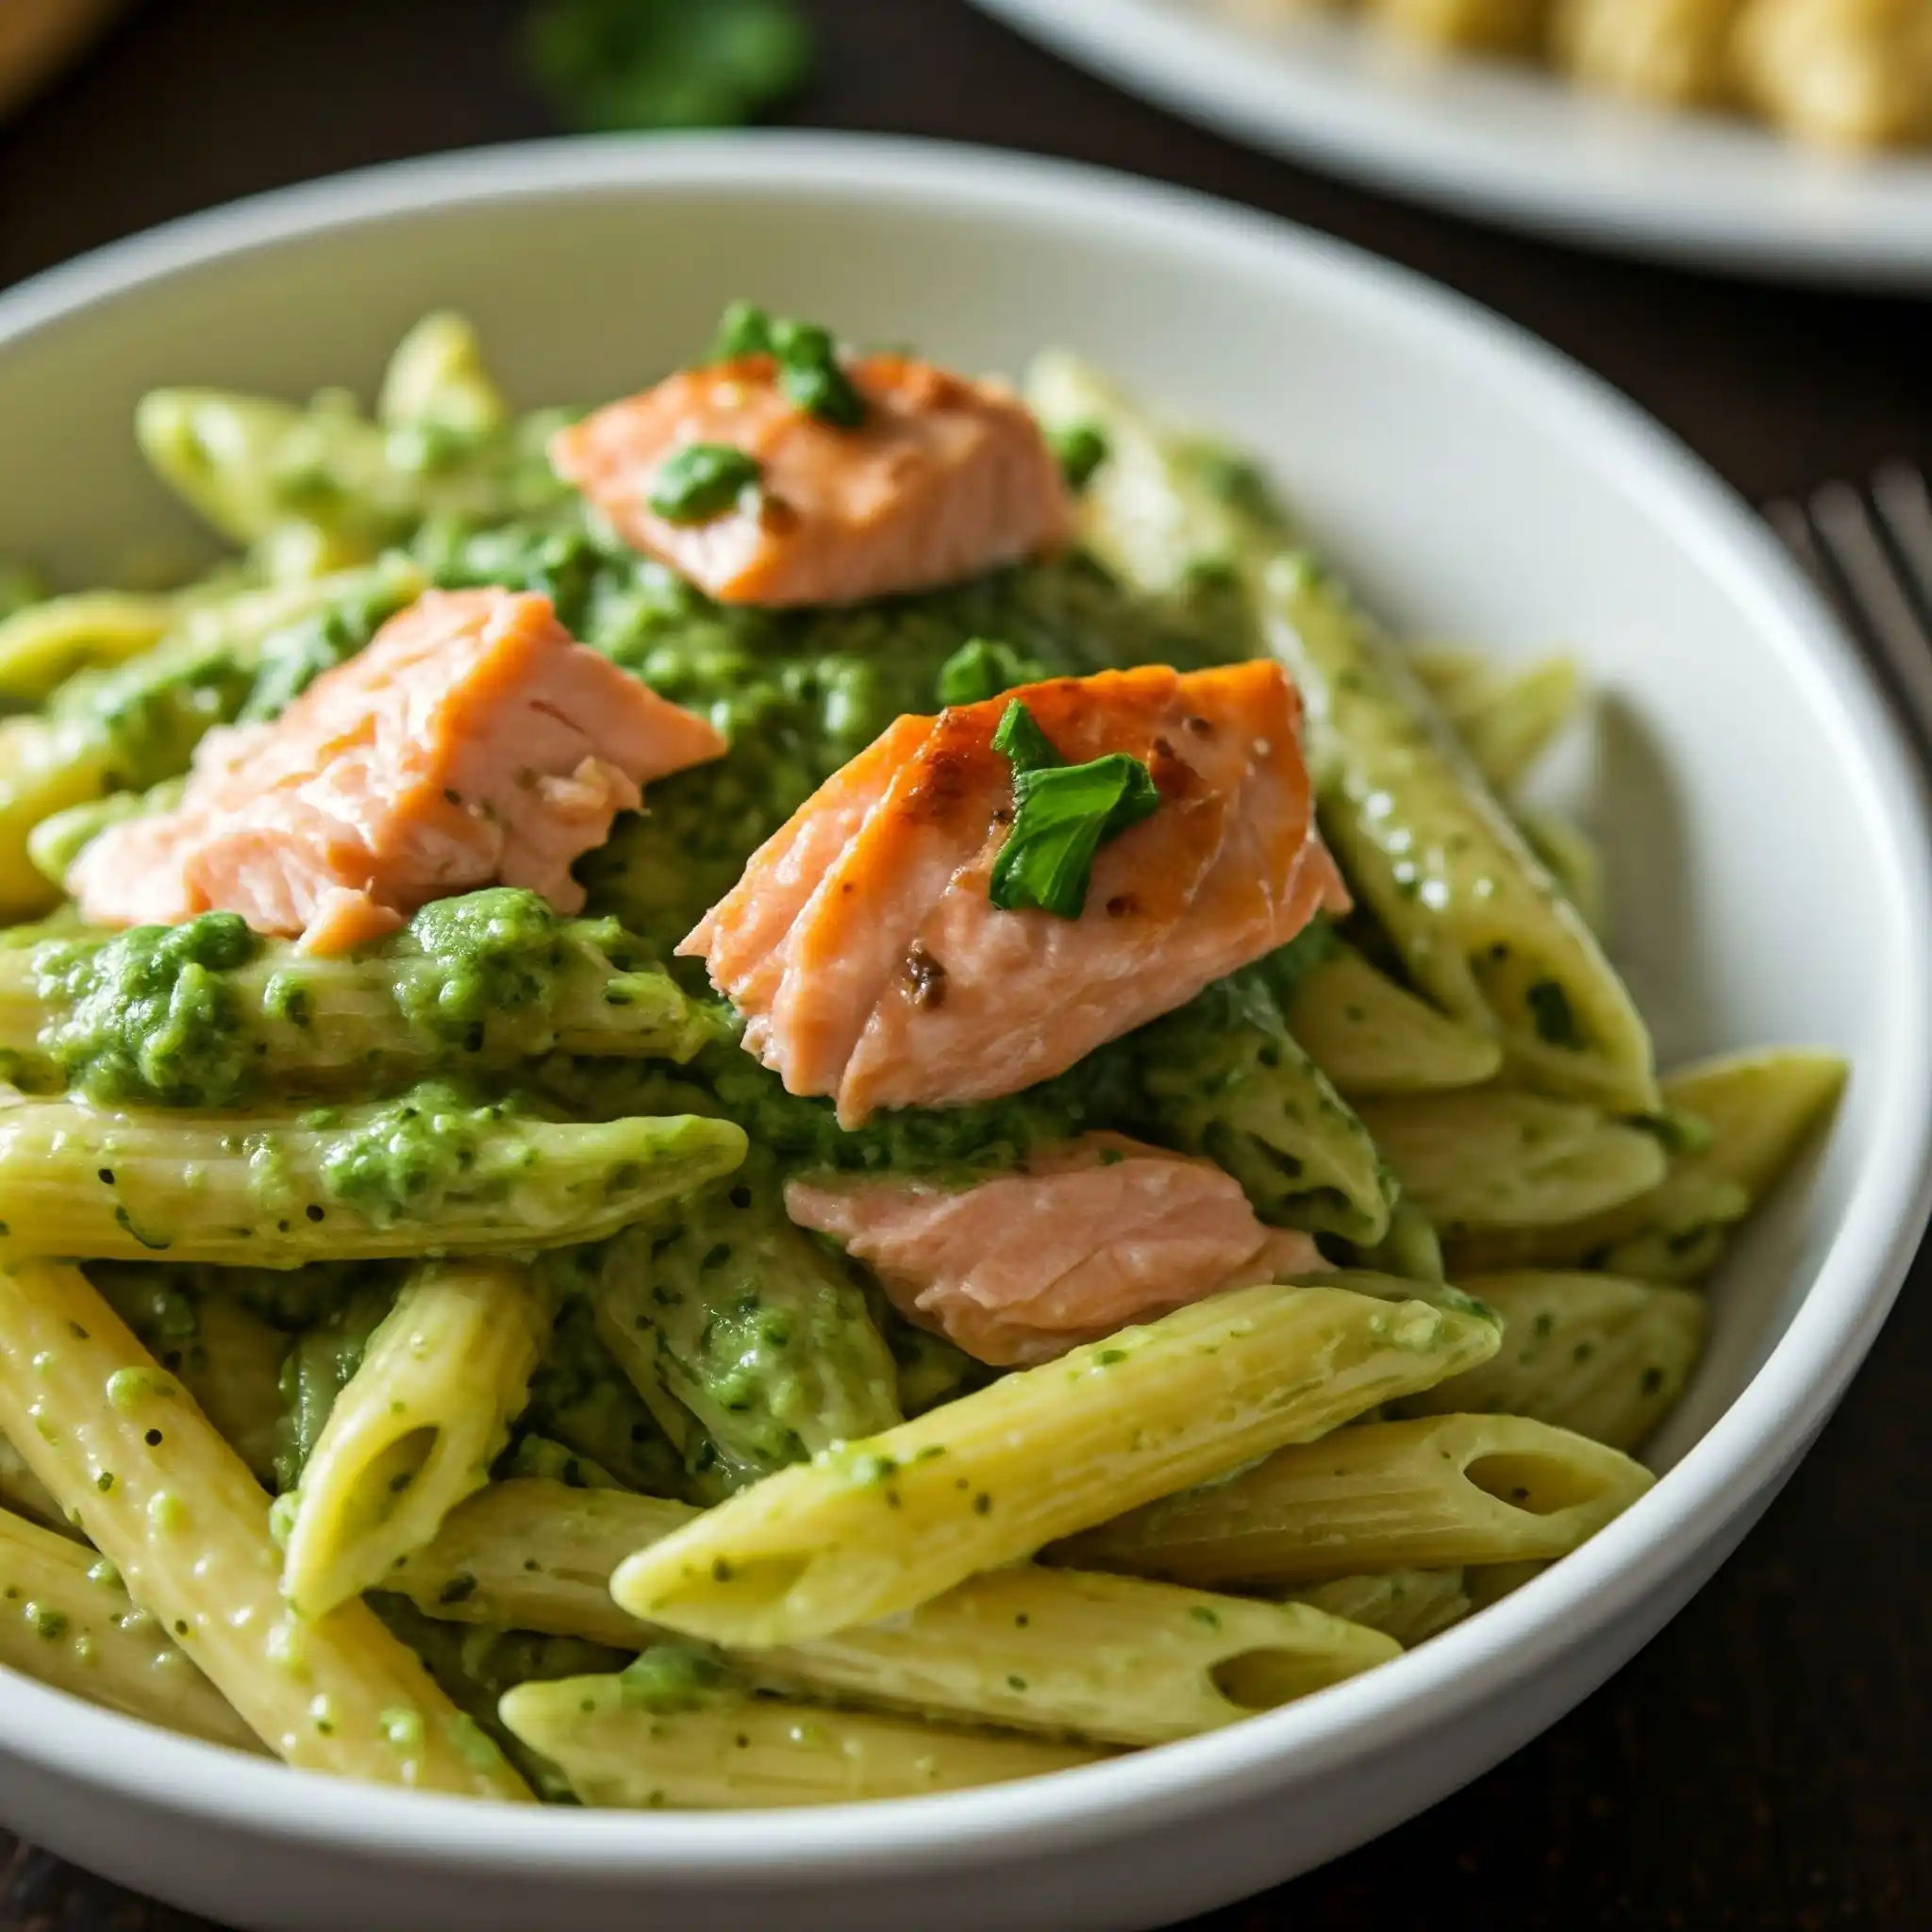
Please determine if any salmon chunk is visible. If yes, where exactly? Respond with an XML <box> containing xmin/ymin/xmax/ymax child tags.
<box><xmin>72</xmin><ymin>588</ymin><xmax>725</xmax><ymax>951</ymax></box>
<box><xmin>786</xmin><ymin>1134</ymin><xmax>1325</xmax><ymax>1366</ymax></box>
<box><xmin>549</xmin><ymin>352</ymin><xmax>1071</xmax><ymax>608</ymax></box>
<box><xmin>682</xmin><ymin>661</ymin><xmax>1348</xmax><ymax>1124</ymax></box>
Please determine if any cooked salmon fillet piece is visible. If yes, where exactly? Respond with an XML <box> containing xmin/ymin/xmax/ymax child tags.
<box><xmin>549</xmin><ymin>352</ymin><xmax>1071</xmax><ymax>608</ymax></box>
<box><xmin>72</xmin><ymin>588</ymin><xmax>725</xmax><ymax>951</ymax></box>
<box><xmin>786</xmin><ymin>1133</ymin><xmax>1325</xmax><ymax>1366</ymax></box>
<box><xmin>683</xmin><ymin>661</ymin><xmax>1348</xmax><ymax>1124</ymax></box>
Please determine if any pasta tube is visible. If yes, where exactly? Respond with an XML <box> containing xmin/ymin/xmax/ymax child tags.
<box><xmin>1391</xmin><ymin>1271</ymin><xmax>1706</xmax><ymax>1451</ymax></box>
<box><xmin>1265</xmin><ymin>557</ymin><xmax>1658</xmax><ymax>1113</ymax></box>
<box><xmin>584</xmin><ymin>1173</ymin><xmax>901</xmax><ymax>1483</ymax></box>
<box><xmin>0</xmin><ymin>1258</ymin><xmax>530</xmax><ymax>1795</ymax></box>
<box><xmin>608</xmin><ymin>1277</ymin><xmax>1502</xmax><ymax>1646</ymax></box>
<box><xmin>0</xmin><ymin>892</ymin><xmax>711</xmax><ymax>1108</ymax></box>
<box><xmin>391</xmin><ymin>1479</ymin><xmax>1399</xmax><ymax>1746</ymax></box>
<box><xmin>281</xmin><ymin>1261</ymin><xmax>554</xmax><ymax>1618</ymax></box>
<box><xmin>0</xmin><ymin>1505</ymin><xmax>260</xmax><ymax>1751</ymax></box>
<box><xmin>1408</xmin><ymin>649</ymin><xmax>1584</xmax><ymax>794</ymax></box>
<box><xmin>1285</xmin><ymin>939</ymin><xmax>1504</xmax><ymax>1096</ymax></box>
<box><xmin>1356</xmin><ymin>1090</ymin><xmax>1667</xmax><ymax>1234</ymax></box>
<box><xmin>1058</xmin><ymin>1413</ymin><xmax>1653</xmax><ymax>1586</ymax></box>
<box><xmin>377</xmin><ymin>312</ymin><xmax>511</xmax><ymax>436</ymax></box>
<box><xmin>501</xmin><ymin>1668</ymin><xmax>1105</xmax><ymax>1809</ymax></box>
<box><xmin>1128</xmin><ymin>964</ymin><xmax>1396</xmax><ymax>1243</ymax></box>
<box><xmin>1286</xmin><ymin>1568</ymin><xmax>1472</xmax><ymax>1646</ymax></box>
<box><xmin>0</xmin><ymin>591</ymin><xmax>176</xmax><ymax>705</ymax></box>
<box><xmin>91</xmin><ymin>1268</ymin><xmax>287</xmax><ymax>1487</ymax></box>
<box><xmin>0</xmin><ymin>1083</ymin><xmax>746</xmax><ymax>1265</ymax></box>
<box><xmin>0</xmin><ymin>1430</ymin><xmax>67</xmax><ymax>1532</ymax></box>
<box><xmin>1444</xmin><ymin>1048</ymin><xmax>1847</xmax><ymax>1280</ymax></box>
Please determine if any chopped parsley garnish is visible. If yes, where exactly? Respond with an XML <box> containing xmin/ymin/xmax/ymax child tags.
<box><xmin>648</xmin><ymin>442</ymin><xmax>762</xmax><ymax>525</ymax></box>
<box><xmin>936</xmin><ymin>637</ymin><xmax>1045</xmax><ymax>708</ymax></box>
<box><xmin>709</xmin><ymin>302</ymin><xmax>865</xmax><ymax>428</ymax></box>
<box><xmin>987</xmin><ymin>699</ymin><xmax>1161</xmax><ymax>921</ymax></box>
<box><xmin>520</xmin><ymin>0</ymin><xmax>815</xmax><ymax>133</ymax></box>
<box><xmin>1047</xmin><ymin>420</ymin><xmax>1110</xmax><ymax>491</ymax></box>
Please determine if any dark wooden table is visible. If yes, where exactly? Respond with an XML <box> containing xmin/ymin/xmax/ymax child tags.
<box><xmin>0</xmin><ymin>3</ymin><xmax>1926</xmax><ymax>1926</ymax></box>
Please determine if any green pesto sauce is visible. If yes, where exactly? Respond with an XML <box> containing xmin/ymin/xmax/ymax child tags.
<box><xmin>394</xmin><ymin>888</ymin><xmax>643</xmax><ymax>1043</ymax></box>
<box><xmin>617</xmin><ymin>1641</ymin><xmax>740</xmax><ymax>1715</ymax></box>
<box><xmin>30</xmin><ymin>912</ymin><xmax>259</xmax><ymax>1107</ymax></box>
<box><xmin>316</xmin><ymin>1081</ymin><xmax>514</xmax><ymax>1225</ymax></box>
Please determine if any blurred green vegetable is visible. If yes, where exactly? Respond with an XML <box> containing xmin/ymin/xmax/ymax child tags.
<box><xmin>522</xmin><ymin>0</ymin><xmax>816</xmax><ymax>132</ymax></box>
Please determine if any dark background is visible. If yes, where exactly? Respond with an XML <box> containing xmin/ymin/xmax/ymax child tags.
<box><xmin>0</xmin><ymin>3</ymin><xmax>1926</xmax><ymax>1926</ymax></box>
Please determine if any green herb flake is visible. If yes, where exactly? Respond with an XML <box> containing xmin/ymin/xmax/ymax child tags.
<box><xmin>648</xmin><ymin>442</ymin><xmax>762</xmax><ymax>525</ymax></box>
<box><xmin>987</xmin><ymin>700</ymin><xmax>1162</xmax><ymax>920</ymax></box>
<box><xmin>1047</xmin><ymin>420</ymin><xmax>1109</xmax><ymax>491</ymax></box>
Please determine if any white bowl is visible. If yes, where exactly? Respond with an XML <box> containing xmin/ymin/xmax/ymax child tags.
<box><xmin>0</xmin><ymin>135</ymin><xmax>1926</xmax><ymax>1932</ymax></box>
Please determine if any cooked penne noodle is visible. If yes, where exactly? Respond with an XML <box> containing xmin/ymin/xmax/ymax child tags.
<box><xmin>281</xmin><ymin>1260</ymin><xmax>554</xmax><ymax>1618</ymax></box>
<box><xmin>0</xmin><ymin>898</ymin><xmax>712</xmax><ymax>1107</ymax></box>
<box><xmin>1445</xmin><ymin>1048</ymin><xmax>1847</xmax><ymax>1280</ymax></box>
<box><xmin>1391</xmin><ymin>1271</ymin><xmax>1706</xmax><ymax>1450</ymax></box>
<box><xmin>0</xmin><ymin>1086</ymin><xmax>746</xmax><ymax>1264</ymax></box>
<box><xmin>0</xmin><ymin>591</ymin><xmax>176</xmax><ymax>704</ymax></box>
<box><xmin>1058</xmin><ymin>1412</ymin><xmax>1653</xmax><ymax>1586</ymax></box>
<box><xmin>1408</xmin><ymin>649</ymin><xmax>1583</xmax><ymax>796</ymax></box>
<box><xmin>377</xmin><ymin>311</ymin><xmax>511</xmax><ymax>435</ymax></box>
<box><xmin>1356</xmin><ymin>1090</ymin><xmax>1668</xmax><ymax>1234</ymax></box>
<box><xmin>1265</xmin><ymin>558</ymin><xmax>1657</xmax><ymax>1114</ymax></box>
<box><xmin>391</xmin><ymin>1479</ymin><xmax>1398</xmax><ymax>1746</ymax></box>
<box><xmin>1732</xmin><ymin>0</ymin><xmax>1932</xmax><ymax>148</ymax></box>
<box><xmin>0</xmin><ymin>1505</ymin><xmax>261</xmax><ymax>1751</ymax></box>
<box><xmin>1286</xmin><ymin>1568</ymin><xmax>1473</xmax><ymax>1646</ymax></box>
<box><xmin>1518</xmin><ymin>808</ymin><xmax>1607</xmax><ymax>937</ymax></box>
<box><xmin>608</xmin><ymin>1279</ymin><xmax>1502</xmax><ymax>1647</ymax></box>
<box><xmin>92</xmin><ymin>1271</ymin><xmax>288</xmax><ymax>1487</ymax></box>
<box><xmin>0</xmin><ymin>1258</ymin><xmax>530</xmax><ymax>1796</ymax></box>
<box><xmin>0</xmin><ymin>1429</ymin><xmax>70</xmax><ymax>1533</ymax></box>
<box><xmin>1463</xmin><ymin>1559</ymin><xmax>1550</xmax><ymax>1611</ymax></box>
<box><xmin>503</xmin><ymin>1673</ymin><xmax>1108</xmax><ymax>1809</ymax></box>
<box><xmin>584</xmin><ymin>1174</ymin><xmax>901</xmax><ymax>1483</ymax></box>
<box><xmin>1285</xmin><ymin>939</ymin><xmax>1504</xmax><ymax>1097</ymax></box>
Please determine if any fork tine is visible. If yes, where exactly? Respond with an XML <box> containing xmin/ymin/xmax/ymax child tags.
<box><xmin>1871</xmin><ymin>465</ymin><xmax>1932</xmax><ymax>625</ymax></box>
<box><xmin>1768</xmin><ymin>476</ymin><xmax>1932</xmax><ymax>754</ymax></box>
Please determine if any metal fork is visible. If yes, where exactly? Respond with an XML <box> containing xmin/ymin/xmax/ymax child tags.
<box><xmin>1767</xmin><ymin>466</ymin><xmax>1932</xmax><ymax>755</ymax></box>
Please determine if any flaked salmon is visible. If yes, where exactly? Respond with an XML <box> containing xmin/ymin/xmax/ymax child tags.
<box><xmin>549</xmin><ymin>352</ymin><xmax>1071</xmax><ymax>608</ymax></box>
<box><xmin>72</xmin><ymin>588</ymin><xmax>724</xmax><ymax>951</ymax></box>
<box><xmin>683</xmin><ymin>661</ymin><xmax>1348</xmax><ymax>1124</ymax></box>
<box><xmin>786</xmin><ymin>1133</ymin><xmax>1325</xmax><ymax>1366</ymax></box>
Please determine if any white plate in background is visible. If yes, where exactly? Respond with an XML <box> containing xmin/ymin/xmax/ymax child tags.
<box><xmin>975</xmin><ymin>0</ymin><xmax>1932</xmax><ymax>287</ymax></box>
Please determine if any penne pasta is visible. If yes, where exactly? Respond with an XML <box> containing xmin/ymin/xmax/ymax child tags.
<box><xmin>280</xmin><ymin>1260</ymin><xmax>554</xmax><ymax>1618</ymax></box>
<box><xmin>391</xmin><ymin>1478</ymin><xmax>1399</xmax><ymax>1746</ymax></box>
<box><xmin>501</xmin><ymin>1668</ymin><xmax>1108</xmax><ymax>1809</ymax></box>
<box><xmin>0</xmin><ymin>1505</ymin><xmax>261</xmax><ymax>1751</ymax></box>
<box><xmin>608</xmin><ymin>1278</ymin><xmax>1501</xmax><ymax>1647</ymax></box>
<box><xmin>1391</xmin><ymin>1271</ymin><xmax>1706</xmax><ymax>1451</ymax></box>
<box><xmin>1286</xmin><ymin>938</ymin><xmax>1504</xmax><ymax>1097</ymax></box>
<box><xmin>1286</xmin><ymin>1568</ymin><xmax>1473</xmax><ymax>1646</ymax></box>
<box><xmin>1356</xmin><ymin>1090</ymin><xmax>1668</xmax><ymax>1234</ymax></box>
<box><xmin>1058</xmin><ymin>1412</ymin><xmax>1653</xmax><ymax>1586</ymax></box>
<box><xmin>1408</xmin><ymin>649</ymin><xmax>1584</xmax><ymax>796</ymax></box>
<box><xmin>1445</xmin><ymin>1048</ymin><xmax>1847</xmax><ymax>1280</ymax></box>
<box><xmin>1264</xmin><ymin>557</ymin><xmax>1658</xmax><ymax>1114</ymax></box>
<box><xmin>0</xmin><ymin>1084</ymin><xmax>746</xmax><ymax>1265</ymax></box>
<box><xmin>0</xmin><ymin>1258</ymin><xmax>531</xmax><ymax>1795</ymax></box>
<box><xmin>0</xmin><ymin>895</ymin><xmax>712</xmax><ymax>1107</ymax></box>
